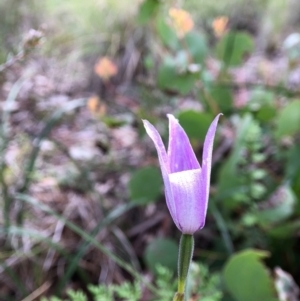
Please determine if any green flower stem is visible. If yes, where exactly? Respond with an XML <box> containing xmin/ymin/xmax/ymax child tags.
<box><xmin>173</xmin><ymin>234</ymin><xmax>194</xmax><ymax>301</ymax></box>
<box><xmin>173</xmin><ymin>292</ymin><xmax>184</xmax><ymax>301</ymax></box>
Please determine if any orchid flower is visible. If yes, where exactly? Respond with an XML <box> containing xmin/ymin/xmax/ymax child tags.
<box><xmin>143</xmin><ymin>114</ymin><xmax>222</xmax><ymax>234</ymax></box>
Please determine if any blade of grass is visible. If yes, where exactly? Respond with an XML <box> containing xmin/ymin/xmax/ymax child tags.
<box><xmin>0</xmin><ymin>225</ymin><xmax>69</xmax><ymax>299</ymax></box>
<box><xmin>19</xmin><ymin>98</ymin><xmax>86</xmax><ymax>193</ymax></box>
<box><xmin>16</xmin><ymin>193</ymin><xmax>157</xmax><ymax>295</ymax></box>
<box><xmin>1</xmin><ymin>225</ymin><xmax>91</xmax><ymax>292</ymax></box>
<box><xmin>21</xmin><ymin>281</ymin><xmax>52</xmax><ymax>301</ymax></box>
<box><xmin>16</xmin><ymin>98</ymin><xmax>86</xmax><ymax>226</ymax></box>
<box><xmin>0</xmin><ymin>262</ymin><xmax>27</xmax><ymax>297</ymax></box>
<box><xmin>111</xmin><ymin>226</ymin><xmax>141</xmax><ymax>271</ymax></box>
<box><xmin>0</xmin><ymin>77</ymin><xmax>27</xmax><ymax>230</ymax></box>
<box><xmin>56</xmin><ymin>203</ymin><xmax>135</xmax><ymax>294</ymax></box>
<box><xmin>209</xmin><ymin>200</ymin><xmax>234</xmax><ymax>255</ymax></box>
<box><xmin>0</xmin><ymin>226</ymin><xmax>69</xmax><ymax>257</ymax></box>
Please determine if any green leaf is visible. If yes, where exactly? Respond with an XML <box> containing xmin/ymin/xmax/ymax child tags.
<box><xmin>137</xmin><ymin>0</ymin><xmax>160</xmax><ymax>24</ymax></box>
<box><xmin>67</xmin><ymin>290</ymin><xmax>87</xmax><ymax>301</ymax></box>
<box><xmin>129</xmin><ymin>166</ymin><xmax>162</xmax><ymax>205</ymax></box>
<box><xmin>88</xmin><ymin>284</ymin><xmax>114</xmax><ymax>301</ymax></box>
<box><xmin>248</xmin><ymin>88</ymin><xmax>274</xmax><ymax>110</ymax></box>
<box><xmin>114</xmin><ymin>281</ymin><xmax>141</xmax><ymax>301</ymax></box>
<box><xmin>144</xmin><ymin>238</ymin><xmax>178</xmax><ymax>274</ymax></box>
<box><xmin>216</xmin><ymin>32</ymin><xmax>254</xmax><ymax>66</ymax></box>
<box><xmin>102</xmin><ymin>116</ymin><xmax>127</xmax><ymax>128</ymax></box>
<box><xmin>268</xmin><ymin>220</ymin><xmax>300</xmax><ymax>238</ymax></box>
<box><xmin>256</xmin><ymin>104</ymin><xmax>277</xmax><ymax>122</ymax></box>
<box><xmin>223</xmin><ymin>249</ymin><xmax>278</xmax><ymax>301</ymax></box>
<box><xmin>286</xmin><ymin>145</ymin><xmax>300</xmax><ymax>179</ymax></box>
<box><xmin>217</xmin><ymin>114</ymin><xmax>254</xmax><ymax>199</ymax></box>
<box><xmin>247</xmin><ymin>89</ymin><xmax>276</xmax><ymax>122</ymax></box>
<box><xmin>208</xmin><ymin>85</ymin><xmax>233</xmax><ymax>113</ymax></box>
<box><xmin>177</xmin><ymin>110</ymin><xmax>213</xmax><ymax>141</ymax></box>
<box><xmin>156</xmin><ymin>17</ymin><xmax>179</xmax><ymax>50</ymax></box>
<box><xmin>276</xmin><ymin>100</ymin><xmax>300</xmax><ymax>138</ymax></box>
<box><xmin>157</xmin><ymin>56</ymin><xmax>197</xmax><ymax>94</ymax></box>
<box><xmin>185</xmin><ymin>32</ymin><xmax>208</xmax><ymax>64</ymax></box>
<box><xmin>256</xmin><ymin>185</ymin><xmax>296</xmax><ymax>226</ymax></box>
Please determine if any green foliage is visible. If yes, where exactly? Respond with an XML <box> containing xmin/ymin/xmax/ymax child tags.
<box><xmin>247</xmin><ymin>88</ymin><xmax>277</xmax><ymax>122</ymax></box>
<box><xmin>0</xmin><ymin>0</ymin><xmax>27</xmax><ymax>62</ymax></box>
<box><xmin>218</xmin><ymin>114</ymin><xmax>263</xmax><ymax>198</ymax></box>
<box><xmin>113</xmin><ymin>281</ymin><xmax>141</xmax><ymax>301</ymax></box>
<box><xmin>177</xmin><ymin>110</ymin><xmax>213</xmax><ymax>141</ymax></box>
<box><xmin>154</xmin><ymin>265</ymin><xmax>177</xmax><ymax>301</ymax></box>
<box><xmin>188</xmin><ymin>263</ymin><xmax>223</xmax><ymax>301</ymax></box>
<box><xmin>208</xmin><ymin>85</ymin><xmax>233</xmax><ymax>113</ymax></box>
<box><xmin>41</xmin><ymin>298</ymin><xmax>63</xmax><ymax>301</ymax></box>
<box><xmin>256</xmin><ymin>185</ymin><xmax>296</xmax><ymax>227</ymax></box>
<box><xmin>223</xmin><ymin>250</ymin><xmax>279</xmax><ymax>301</ymax></box>
<box><xmin>144</xmin><ymin>238</ymin><xmax>178</xmax><ymax>274</ymax></box>
<box><xmin>156</xmin><ymin>16</ymin><xmax>179</xmax><ymax>50</ymax></box>
<box><xmin>42</xmin><ymin>281</ymin><xmax>141</xmax><ymax>301</ymax></box>
<box><xmin>42</xmin><ymin>263</ymin><xmax>222</xmax><ymax>301</ymax></box>
<box><xmin>88</xmin><ymin>284</ymin><xmax>114</xmax><ymax>301</ymax></box>
<box><xmin>185</xmin><ymin>32</ymin><xmax>208</xmax><ymax>64</ymax></box>
<box><xmin>138</xmin><ymin>0</ymin><xmax>160</xmax><ymax>24</ymax></box>
<box><xmin>216</xmin><ymin>32</ymin><xmax>254</xmax><ymax>66</ymax></box>
<box><xmin>157</xmin><ymin>55</ymin><xmax>198</xmax><ymax>94</ymax></box>
<box><xmin>129</xmin><ymin>166</ymin><xmax>162</xmax><ymax>204</ymax></box>
<box><xmin>67</xmin><ymin>291</ymin><xmax>87</xmax><ymax>301</ymax></box>
<box><xmin>2</xmin><ymin>1</ymin><xmax>300</xmax><ymax>300</ymax></box>
<box><xmin>275</xmin><ymin>100</ymin><xmax>300</xmax><ymax>138</ymax></box>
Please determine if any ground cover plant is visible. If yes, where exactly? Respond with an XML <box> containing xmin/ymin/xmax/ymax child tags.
<box><xmin>1</xmin><ymin>0</ymin><xmax>300</xmax><ymax>300</ymax></box>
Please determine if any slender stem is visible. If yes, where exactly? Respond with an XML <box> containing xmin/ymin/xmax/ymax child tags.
<box><xmin>210</xmin><ymin>201</ymin><xmax>234</xmax><ymax>255</ymax></box>
<box><xmin>173</xmin><ymin>234</ymin><xmax>194</xmax><ymax>301</ymax></box>
<box><xmin>173</xmin><ymin>292</ymin><xmax>184</xmax><ymax>301</ymax></box>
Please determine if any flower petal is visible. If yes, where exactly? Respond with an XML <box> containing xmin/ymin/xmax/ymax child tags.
<box><xmin>142</xmin><ymin>119</ymin><xmax>178</xmax><ymax>225</ymax></box>
<box><xmin>163</xmin><ymin>176</ymin><xmax>180</xmax><ymax>230</ymax></box>
<box><xmin>143</xmin><ymin>120</ymin><xmax>168</xmax><ymax>172</ymax></box>
<box><xmin>167</xmin><ymin>114</ymin><xmax>200</xmax><ymax>173</ymax></box>
<box><xmin>201</xmin><ymin>113</ymin><xmax>222</xmax><ymax>216</ymax></box>
<box><xmin>169</xmin><ymin>169</ymin><xmax>205</xmax><ymax>234</ymax></box>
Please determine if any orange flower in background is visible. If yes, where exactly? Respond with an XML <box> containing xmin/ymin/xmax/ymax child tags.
<box><xmin>94</xmin><ymin>57</ymin><xmax>118</xmax><ymax>81</ymax></box>
<box><xmin>212</xmin><ymin>16</ymin><xmax>228</xmax><ymax>38</ymax></box>
<box><xmin>87</xmin><ymin>95</ymin><xmax>107</xmax><ymax>117</ymax></box>
<box><xmin>169</xmin><ymin>8</ymin><xmax>194</xmax><ymax>38</ymax></box>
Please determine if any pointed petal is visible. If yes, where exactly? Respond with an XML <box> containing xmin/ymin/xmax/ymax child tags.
<box><xmin>169</xmin><ymin>169</ymin><xmax>205</xmax><ymax>234</ymax></box>
<box><xmin>201</xmin><ymin>113</ymin><xmax>222</xmax><ymax>217</ymax></box>
<box><xmin>143</xmin><ymin>120</ymin><xmax>168</xmax><ymax>172</ymax></box>
<box><xmin>167</xmin><ymin>114</ymin><xmax>200</xmax><ymax>173</ymax></box>
<box><xmin>142</xmin><ymin>119</ymin><xmax>178</xmax><ymax>224</ymax></box>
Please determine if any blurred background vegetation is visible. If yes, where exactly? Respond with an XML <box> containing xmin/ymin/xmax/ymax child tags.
<box><xmin>1</xmin><ymin>0</ymin><xmax>300</xmax><ymax>300</ymax></box>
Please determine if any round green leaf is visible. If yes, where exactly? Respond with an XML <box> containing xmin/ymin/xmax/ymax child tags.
<box><xmin>156</xmin><ymin>17</ymin><xmax>179</xmax><ymax>50</ymax></box>
<box><xmin>276</xmin><ymin>100</ymin><xmax>300</xmax><ymax>138</ymax></box>
<box><xmin>216</xmin><ymin>32</ymin><xmax>254</xmax><ymax>66</ymax></box>
<box><xmin>185</xmin><ymin>32</ymin><xmax>208</xmax><ymax>64</ymax></box>
<box><xmin>256</xmin><ymin>104</ymin><xmax>277</xmax><ymax>122</ymax></box>
<box><xmin>144</xmin><ymin>238</ymin><xmax>178</xmax><ymax>274</ymax></box>
<box><xmin>137</xmin><ymin>0</ymin><xmax>160</xmax><ymax>24</ymax></box>
<box><xmin>223</xmin><ymin>249</ymin><xmax>278</xmax><ymax>301</ymax></box>
<box><xmin>129</xmin><ymin>166</ymin><xmax>162</xmax><ymax>205</ymax></box>
<box><xmin>177</xmin><ymin>110</ymin><xmax>213</xmax><ymax>141</ymax></box>
<box><xmin>157</xmin><ymin>56</ymin><xmax>197</xmax><ymax>95</ymax></box>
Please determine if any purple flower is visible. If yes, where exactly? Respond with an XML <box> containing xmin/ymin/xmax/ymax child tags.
<box><xmin>143</xmin><ymin>114</ymin><xmax>222</xmax><ymax>234</ymax></box>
